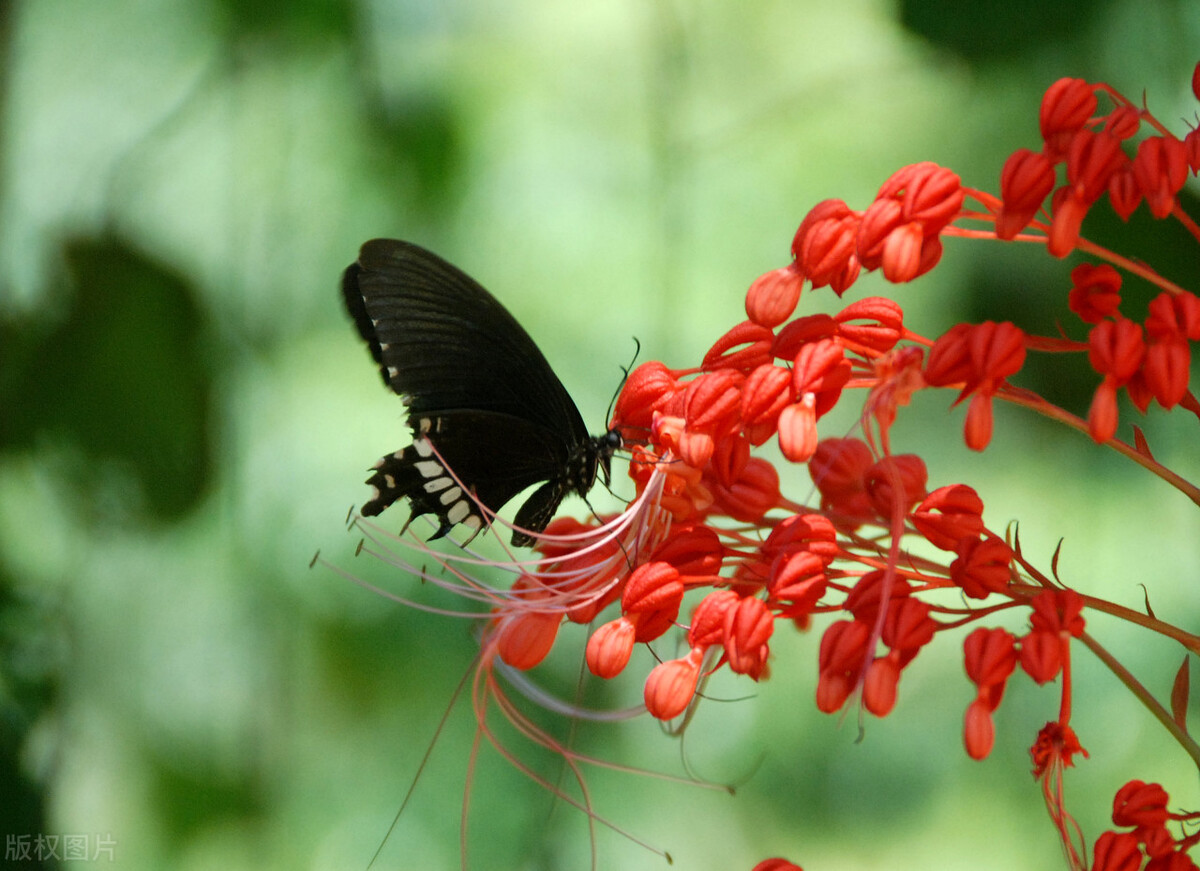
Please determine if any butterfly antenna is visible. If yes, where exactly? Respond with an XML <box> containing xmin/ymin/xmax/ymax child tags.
<box><xmin>603</xmin><ymin>336</ymin><xmax>641</xmax><ymax>425</ymax></box>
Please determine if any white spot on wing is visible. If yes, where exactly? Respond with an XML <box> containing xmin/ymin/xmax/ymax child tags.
<box><xmin>414</xmin><ymin>460</ymin><xmax>443</xmax><ymax>478</ymax></box>
<box><xmin>413</xmin><ymin>439</ymin><xmax>433</xmax><ymax>458</ymax></box>
<box><xmin>447</xmin><ymin>500</ymin><xmax>470</xmax><ymax>524</ymax></box>
<box><xmin>423</xmin><ymin>477</ymin><xmax>452</xmax><ymax>493</ymax></box>
<box><xmin>438</xmin><ymin>486</ymin><xmax>463</xmax><ymax>506</ymax></box>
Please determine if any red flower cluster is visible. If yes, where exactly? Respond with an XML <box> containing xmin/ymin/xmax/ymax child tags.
<box><xmin>996</xmin><ymin>76</ymin><xmax>1200</xmax><ymax>254</ymax></box>
<box><xmin>1091</xmin><ymin>780</ymin><xmax>1200</xmax><ymax>871</ymax></box>
<box><xmin>352</xmin><ymin>60</ymin><xmax>1200</xmax><ymax>871</ymax></box>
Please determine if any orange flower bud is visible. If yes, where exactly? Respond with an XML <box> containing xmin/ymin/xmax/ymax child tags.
<box><xmin>495</xmin><ymin>610</ymin><xmax>561</xmax><ymax>670</ymax></box>
<box><xmin>777</xmin><ymin>398</ymin><xmax>819</xmax><ymax>463</ymax></box>
<box><xmin>745</xmin><ymin>266</ymin><xmax>804</xmax><ymax>328</ymax></box>
<box><xmin>585</xmin><ymin>617</ymin><xmax>636</xmax><ymax>678</ymax></box>
<box><xmin>643</xmin><ymin>652</ymin><xmax>701</xmax><ymax>720</ymax></box>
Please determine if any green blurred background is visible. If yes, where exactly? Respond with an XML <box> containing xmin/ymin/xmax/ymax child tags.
<box><xmin>1</xmin><ymin>1</ymin><xmax>1199</xmax><ymax>869</ymax></box>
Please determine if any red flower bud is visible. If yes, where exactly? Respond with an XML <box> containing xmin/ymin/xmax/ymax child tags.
<box><xmin>1040</xmin><ymin>78</ymin><xmax>1097</xmax><ymax>160</ymax></box>
<box><xmin>1068</xmin><ymin>263</ymin><xmax>1123</xmax><ymax>324</ymax></box>
<box><xmin>1068</xmin><ymin>129</ymin><xmax>1126</xmax><ymax>203</ymax></box>
<box><xmin>1141</xmin><ymin>339</ymin><xmax>1191</xmax><ymax>409</ymax></box>
<box><xmin>650</xmin><ymin>524</ymin><xmax>724</xmax><ymax>581</ymax></box>
<box><xmin>763</xmin><ymin>512</ymin><xmax>840</xmax><ymax>563</ymax></box>
<box><xmin>864</xmin><ymin>454</ymin><xmax>928</xmax><ymax>519</ymax></box>
<box><xmin>1132</xmin><ymin>135</ymin><xmax>1189</xmax><ymax>219</ymax></box>
<box><xmin>1091</xmin><ymin>831</ymin><xmax>1143</xmax><ymax>871</ymax></box>
<box><xmin>741</xmin><ymin>363</ymin><xmax>796</xmax><ymax>445</ymax></box>
<box><xmin>818</xmin><ymin>618</ymin><xmax>870</xmax><ymax>675</ymax></box>
<box><xmin>1048</xmin><ymin>184</ymin><xmax>1089</xmax><ymax>258</ymax></box>
<box><xmin>1089</xmin><ymin>318</ymin><xmax>1145</xmax><ymax>383</ymax></box>
<box><xmin>863</xmin><ymin>654</ymin><xmax>900</xmax><ymax>716</ymax></box>
<box><xmin>1107</xmin><ymin>163</ymin><xmax>1142</xmax><ymax>221</ymax></box>
<box><xmin>768</xmin><ymin>550</ymin><xmax>827</xmax><ymax>610</ymax></box>
<box><xmin>613</xmin><ymin>361</ymin><xmax>681</xmax><ymax>432</ymax></box>
<box><xmin>996</xmin><ymin>148</ymin><xmax>1056</xmax><ymax>239</ymax></box>
<box><xmin>1029</xmin><ymin>588</ymin><xmax>1086</xmax><ymax>637</ymax></box>
<box><xmin>708</xmin><ymin>456</ymin><xmax>780</xmax><ymax>522</ymax></box>
<box><xmin>723</xmin><ymin>595</ymin><xmax>773</xmax><ymax>678</ymax></box>
<box><xmin>882</xmin><ymin>596</ymin><xmax>936</xmax><ymax>652</ymax></box>
<box><xmin>1105</xmin><ymin>105</ymin><xmax>1142</xmax><ymax>140</ymax></box>
<box><xmin>1147</xmin><ymin>290</ymin><xmax>1200</xmax><ymax>342</ymax></box>
<box><xmin>964</xmin><ymin>697</ymin><xmax>996</xmax><ymax>760</ymax></box>
<box><xmin>688</xmin><ymin>590</ymin><xmax>740</xmax><ymax>648</ymax></box>
<box><xmin>777</xmin><ymin>398</ymin><xmax>819</xmax><ymax>463</ymax></box>
<box><xmin>1019</xmin><ymin>630</ymin><xmax>1064</xmax><ymax>684</ymax></box>
<box><xmin>951</xmin><ymin>537</ymin><xmax>1014</xmax><ymax>599</ymax></box>
<box><xmin>833</xmin><ymin>296</ymin><xmax>905</xmax><ymax>357</ymax></box>
<box><xmin>809</xmin><ymin>437</ymin><xmax>873</xmax><ymax>502</ymax></box>
<box><xmin>774</xmin><ymin>313</ymin><xmax>838</xmax><ymax>360</ymax></box>
<box><xmin>792</xmin><ymin>199</ymin><xmax>862</xmax><ymax>295</ymax></box>
<box><xmin>912</xmin><ymin>484</ymin><xmax>986</xmax><ymax>551</ymax></box>
<box><xmin>621</xmin><ymin>561</ymin><xmax>683</xmax><ymax>615</ymax></box>
<box><xmin>875</xmin><ymin>161</ymin><xmax>964</xmax><ymax>234</ymax></box>
<box><xmin>963</xmin><ymin>626</ymin><xmax>1018</xmax><ymax>693</ymax></box>
<box><xmin>702</xmin><ymin>321</ymin><xmax>775</xmax><ymax>373</ymax></box>
<box><xmin>1112</xmin><ymin>779</ymin><xmax>1170</xmax><ymax>828</ymax></box>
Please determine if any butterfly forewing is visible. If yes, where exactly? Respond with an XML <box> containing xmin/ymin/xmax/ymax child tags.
<box><xmin>345</xmin><ymin>240</ymin><xmax>589</xmax><ymax>439</ymax></box>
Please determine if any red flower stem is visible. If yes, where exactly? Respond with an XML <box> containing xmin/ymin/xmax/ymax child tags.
<box><xmin>994</xmin><ymin>386</ymin><xmax>1200</xmax><ymax>508</ymax></box>
<box><xmin>1058</xmin><ymin>640</ymin><xmax>1072</xmax><ymax>724</ymax></box>
<box><xmin>1077</xmin><ymin>630</ymin><xmax>1200</xmax><ymax>773</ymax></box>
<box><xmin>1072</xmin><ymin>237</ymin><xmax>1192</xmax><ymax>297</ymax></box>
<box><xmin>943</xmin><ymin>220</ymin><xmax>1192</xmax><ymax>297</ymax></box>
<box><xmin>1170</xmin><ymin>200</ymin><xmax>1200</xmax><ymax>245</ymax></box>
<box><xmin>1065</xmin><ymin>588</ymin><xmax>1200</xmax><ymax>655</ymax></box>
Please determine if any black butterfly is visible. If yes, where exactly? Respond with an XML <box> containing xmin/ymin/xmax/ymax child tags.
<box><xmin>342</xmin><ymin>239</ymin><xmax>621</xmax><ymax>547</ymax></box>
